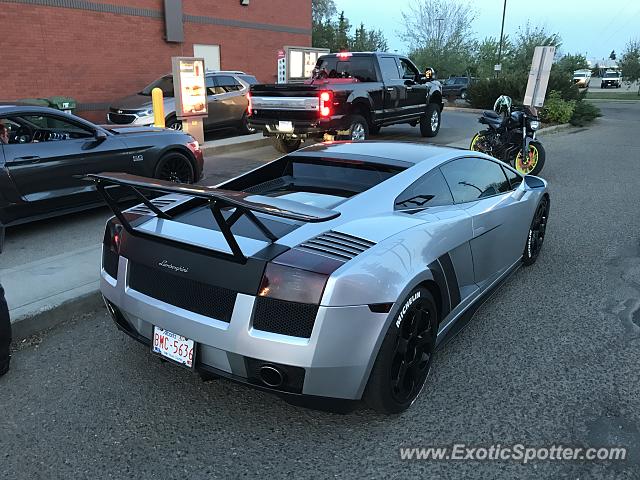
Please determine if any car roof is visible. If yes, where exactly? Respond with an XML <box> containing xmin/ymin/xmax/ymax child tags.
<box><xmin>295</xmin><ymin>141</ymin><xmax>466</xmax><ymax>167</ymax></box>
<box><xmin>0</xmin><ymin>104</ymin><xmax>68</xmax><ymax>115</ymax></box>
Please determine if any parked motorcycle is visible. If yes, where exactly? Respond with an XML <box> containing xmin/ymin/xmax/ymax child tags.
<box><xmin>470</xmin><ymin>95</ymin><xmax>546</xmax><ymax>175</ymax></box>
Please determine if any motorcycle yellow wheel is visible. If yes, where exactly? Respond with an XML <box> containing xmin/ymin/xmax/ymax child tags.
<box><xmin>515</xmin><ymin>144</ymin><xmax>539</xmax><ymax>174</ymax></box>
<box><xmin>469</xmin><ymin>133</ymin><xmax>482</xmax><ymax>151</ymax></box>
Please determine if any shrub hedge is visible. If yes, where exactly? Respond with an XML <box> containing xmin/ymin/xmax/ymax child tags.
<box><xmin>466</xmin><ymin>67</ymin><xmax>583</xmax><ymax>110</ymax></box>
<box><xmin>569</xmin><ymin>100</ymin><xmax>601</xmax><ymax>126</ymax></box>
<box><xmin>539</xmin><ymin>91</ymin><xmax>575</xmax><ymax>124</ymax></box>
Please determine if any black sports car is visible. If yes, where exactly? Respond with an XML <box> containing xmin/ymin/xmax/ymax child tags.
<box><xmin>0</xmin><ymin>105</ymin><xmax>203</xmax><ymax>226</ymax></box>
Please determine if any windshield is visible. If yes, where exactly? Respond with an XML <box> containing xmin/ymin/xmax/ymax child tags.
<box><xmin>574</xmin><ymin>73</ymin><xmax>586</xmax><ymax>77</ymax></box>
<box><xmin>139</xmin><ymin>75</ymin><xmax>174</xmax><ymax>97</ymax></box>
<box><xmin>604</xmin><ymin>72</ymin><xmax>620</xmax><ymax>78</ymax></box>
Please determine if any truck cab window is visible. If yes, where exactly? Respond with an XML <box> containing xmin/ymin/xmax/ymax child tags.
<box><xmin>379</xmin><ymin>57</ymin><xmax>401</xmax><ymax>82</ymax></box>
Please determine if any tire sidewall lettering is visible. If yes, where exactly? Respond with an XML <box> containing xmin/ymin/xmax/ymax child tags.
<box><xmin>395</xmin><ymin>291</ymin><xmax>421</xmax><ymax>329</ymax></box>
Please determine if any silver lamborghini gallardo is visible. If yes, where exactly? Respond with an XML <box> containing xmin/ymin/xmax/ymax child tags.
<box><xmin>90</xmin><ymin>141</ymin><xmax>550</xmax><ymax>414</ymax></box>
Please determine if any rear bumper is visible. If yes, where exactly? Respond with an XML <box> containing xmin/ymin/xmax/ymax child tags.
<box><xmin>100</xmin><ymin>256</ymin><xmax>389</xmax><ymax>400</ymax></box>
<box><xmin>248</xmin><ymin>115</ymin><xmax>348</xmax><ymax>138</ymax></box>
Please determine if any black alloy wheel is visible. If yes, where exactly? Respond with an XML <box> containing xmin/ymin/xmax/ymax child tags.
<box><xmin>523</xmin><ymin>195</ymin><xmax>550</xmax><ymax>266</ymax></box>
<box><xmin>166</xmin><ymin>117</ymin><xmax>183</xmax><ymax>131</ymax></box>
<box><xmin>364</xmin><ymin>288</ymin><xmax>438</xmax><ymax>414</ymax></box>
<box><xmin>155</xmin><ymin>153</ymin><xmax>195</xmax><ymax>184</ymax></box>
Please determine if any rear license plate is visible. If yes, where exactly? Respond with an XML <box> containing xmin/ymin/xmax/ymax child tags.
<box><xmin>278</xmin><ymin>121</ymin><xmax>293</xmax><ymax>133</ymax></box>
<box><xmin>152</xmin><ymin>326</ymin><xmax>195</xmax><ymax>368</ymax></box>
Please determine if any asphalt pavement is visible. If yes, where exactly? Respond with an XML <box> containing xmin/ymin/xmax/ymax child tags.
<box><xmin>2</xmin><ymin>102</ymin><xmax>639</xmax><ymax>478</ymax></box>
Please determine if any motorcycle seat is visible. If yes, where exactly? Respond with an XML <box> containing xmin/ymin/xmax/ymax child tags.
<box><xmin>479</xmin><ymin>115</ymin><xmax>503</xmax><ymax>126</ymax></box>
<box><xmin>482</xmin><ymin>110</ymin><xmax>500</xmax><ymax>118</ymax></box>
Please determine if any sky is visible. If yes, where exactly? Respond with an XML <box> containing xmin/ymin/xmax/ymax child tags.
<box><xmin>335</xmin><ymin>0</ymin><xmax>640</xmax><ymax>63</ymax></box>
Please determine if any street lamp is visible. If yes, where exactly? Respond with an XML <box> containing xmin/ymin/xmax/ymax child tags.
<box><xmin>436</xmin><ymin>17</ymin><xmax>444</xmax><ymax>48</ymax></box>
<box><xmin>436</xmin><ymin>17</ymin><xmax>444</xmax><ymax>77</ymax></box>
<box><xmin>496</xmin><ymin>0</ymin><xmax>507</xmax><ymax>77</ymax></box>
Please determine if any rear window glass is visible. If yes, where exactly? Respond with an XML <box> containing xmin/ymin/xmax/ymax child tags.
<box><xmin>285</xmin><ymin>157</ymin><xmax>401</xmax><ymax>196</ymax></box>
<box><xmin>314</xmin><ymin>56</ymin><xmax>378</xmax><ymax>82</ymax></box>
<box><xmin>140</xmin><ymin>75</ymin><xmax>174</xmax><ymax>97</ymax></box>
<box><xmin>239</xmin><ymin>75</ymin><xmax>258</xmax><ymax>85</ymax></box>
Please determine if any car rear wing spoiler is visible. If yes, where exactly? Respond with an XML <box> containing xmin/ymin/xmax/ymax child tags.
<box><xmin>84</xmin><ymin>172</ymin><xmax>341</xmax><ymax>263</ymax></box>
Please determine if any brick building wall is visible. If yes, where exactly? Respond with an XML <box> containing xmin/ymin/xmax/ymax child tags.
<box><xmin>0</xmin><ymin>0</ymin><xmax>311</xmax><ymax>106</ymax></box>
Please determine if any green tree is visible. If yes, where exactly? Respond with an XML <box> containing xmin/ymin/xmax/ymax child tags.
<box><xmin>312</xmin><ymin>0</ymin><xmax>336</xmax><ymax>24</ymax></box>
<box><xmin>400</xmin><ymin>0</ymin><xmax>477</xmax><ymax>78</ymax></box>
<box><xmin>350</xmin><ymin>23</ymin><xmax>389</xmax><ymax>52</ymax></box>
<box><xmin>335</xmin><ymin>11</ymin><xmax>351</xmax><ymax>51</ymax></box>
<box><xmin>505</xmin><ymin>23</ymin><xmax>561</xmax><ymax>75</ymax></box>
<box><xmin>471</xmin><ymin>36</ymin><xmax>513</xmax><ymax>79</ymax></box>
<box><xmin>620</xmin><ymin>39</ymin><xmax>640</xmax><ymax>94</ymax></box>
<box><xmin>311</xmin><ymin>0</ymin><xmax>389</xmax><ymax>53</ymax></box>
<box><xmin>555</xmin><ymin>53</ymin><xmax>589</xmax><ymax>76</ymax></box>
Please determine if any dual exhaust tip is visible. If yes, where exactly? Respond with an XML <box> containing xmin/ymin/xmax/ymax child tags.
<box><xmin>258</xmin><ymin>364</ymin><xmax>285</xmax><ymax>388</ymax></box>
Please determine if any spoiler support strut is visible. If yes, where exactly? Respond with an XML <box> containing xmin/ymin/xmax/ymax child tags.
<box><xmin>87</xmin><ymin>172</ymin><xmax>339</xmax><ymax>264</ymax></box>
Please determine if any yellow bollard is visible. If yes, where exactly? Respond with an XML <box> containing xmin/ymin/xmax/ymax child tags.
<box><xmin>151</xmin><ymin>87</ymin><xmax>165</xmax><ymax>128</ymax></box>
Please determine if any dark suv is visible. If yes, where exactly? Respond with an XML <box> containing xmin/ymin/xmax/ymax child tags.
<box><xmin>441</xmin><ymin>76</ymin><xmax>475</xmax><ymax>100</ymax></box>
<box><xmin>108</xmin><ymin>71</ymin><xmax>258</xmax><ymax>133</ymax></box>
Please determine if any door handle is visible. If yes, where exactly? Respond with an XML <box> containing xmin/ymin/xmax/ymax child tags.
<box><xmin>406</xmin><ymin>86</ymin><xmax>414</xmax><ymax>90</ymax></box>
<box><xmin>386</xmin><ymin>87</ymin><xmax>395</xmax><ymax>92</ymax></box>
<box><xmin>14</xmin><ymin>155</ymin><xmax>40</xmax><ymax>163</ymax></box>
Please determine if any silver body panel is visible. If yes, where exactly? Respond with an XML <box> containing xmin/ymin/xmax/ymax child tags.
<box><xmin>101</xmin><ymin>143</ymin><xmax>549</xmax><ymax>400</ymax></box>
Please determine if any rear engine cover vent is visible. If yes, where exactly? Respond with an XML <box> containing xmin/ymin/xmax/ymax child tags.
<box><xmin>126</xmin><ymin>198</ymin><xmax>176</xmax><ymax>216</ymax></box>
<box><xmin>298</xmin><ymin>231</ymin><xmax>375</xmax><ymax>261</ymax></box>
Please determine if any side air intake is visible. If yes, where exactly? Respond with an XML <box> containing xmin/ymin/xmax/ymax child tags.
<box><xmin>297</xmin><ymin>231</ymin><xmax>375</xmax><ymax>261</ymax></box>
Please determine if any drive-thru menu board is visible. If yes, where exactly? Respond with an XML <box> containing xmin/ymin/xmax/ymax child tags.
<box><xmin>172</xmin><ymin>57</ymin><xmax>207</xmax><ymax>119</ymax></box>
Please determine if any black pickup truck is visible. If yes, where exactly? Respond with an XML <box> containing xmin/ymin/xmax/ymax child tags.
<box><xmin>248</xmin><ymin>52</ymin><xmax>444</xmax><ymax>152</ymax></box>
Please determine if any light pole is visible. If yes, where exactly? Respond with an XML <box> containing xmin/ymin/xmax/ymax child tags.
<box><xmin>496</xmin><ymin>0</ymin><xmax>507</xmax><ymax>77</ymax></box>
<box><xmin>436</xmin><ymin>17</ymin><xmax>444</xmax><ymax>48</ymax></box>
<box><xmin>436</xmin><ymin>17</ymin><xmax>444</xmax><ymax>77</ymax></box>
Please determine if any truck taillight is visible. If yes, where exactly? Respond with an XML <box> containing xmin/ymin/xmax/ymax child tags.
<box><xmin>319</xmin><ymin>91</ymin><xmax>332</xmax><ymax>117</ymax></box>
<box><xmin>247</xmin><ymin>93</ymin><xmax>252</xmax><ymax>116</ymax></box>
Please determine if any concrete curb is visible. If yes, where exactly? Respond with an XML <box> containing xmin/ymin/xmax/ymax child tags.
<box><xmin>585</xmin><ymin>98</ymin><xmax>640</xmax><ymax>102</ymax></box>
<box><xmin>444</xmin><ymin>106</ymin><xmax>485</xmax><ymax>114</ymax></box>
<box><xmin>12</xmin><ymin>290</ymin><xmax>104</xmax><ymax>341</ymax></box>
<box><xmin>537</xmin><ymin>123</ymin><xmax>571</xmax><ymax>135</ymax></box>
<box><xmin>201</xmin><ymin>135</ymin><xmax>270</xmax><ymax>155</ymax></box>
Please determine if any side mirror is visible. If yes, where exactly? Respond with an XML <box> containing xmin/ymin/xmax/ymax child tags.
<box><xmin>424</xmin><ymin>67</ymin><xmax>436</xmax><ymax>80</ymax></box>
<box><xmin>94</xmin><ymin>131</ymin><xmax>108</xmax><ymax>143</ymax></box>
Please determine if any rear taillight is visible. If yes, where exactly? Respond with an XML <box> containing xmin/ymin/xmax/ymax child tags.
<box><xmin>258</xmin><ymin>249</ymin><xmax>344</xmax><ymax>305</ymax></box>
<box><xmin>319</xmin><ymin>91</ymin><xmax>332</xmax><ymax>117</ymax></box>
<box><xmin>186</xmin><ymin>139</ymin><xmax>201</xmax><ymax>154</ymax></box>
<box><xmin>109</xmin><ymin>223</ymin><xmax>123</xmax><ymax>254</ymax></box>
<box><xmin>247</xmin><ymin>93</ymin><xmax>252</xmax><ymax>116</ymax></box>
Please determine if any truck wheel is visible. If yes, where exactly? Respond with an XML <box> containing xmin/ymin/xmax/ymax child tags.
<box><xmin>460</xmin><ymin>89</ymin><xmax>467</xmax><ymax>100</ymax></box>
<box><xmin>420</xmin><ymin>104</ymin><xmax>441</xmax><ymax>137</ymax></box>
<box><xmin>345</xmin><ymin>115</ymin><xmax>369</xmax><ymax>141</ymax></box>
<box><xmin>272</xmin><ymin>137</ymin><xmax>302</xmax><ymax>153</ymax></box>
